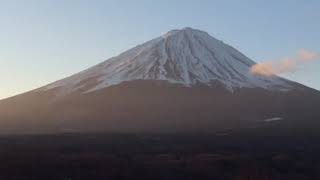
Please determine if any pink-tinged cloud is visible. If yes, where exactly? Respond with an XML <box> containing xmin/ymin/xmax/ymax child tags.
<box><xmin>250</xmin><ymin>49</ymin><xmax>319</xmax><ymax>76</ymax></box>
<box><xmin>297</xmin><ymin>49</ymin><xmax>317</xmax><ymax>62</ymax></box>
<box><xmin>250</xmin><ymin>62</ymin><xmax>276</xmax><ymax>76</ymax></box>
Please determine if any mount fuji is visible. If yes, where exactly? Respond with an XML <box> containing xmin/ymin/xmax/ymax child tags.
<box><xmin>42</xmin><ymin>27</ymin><xmax>295</xmax><ymax>95</ymax></box>
<box><xmin>0</xmin><ymin>28</ymin><xmax>319</xmax><ymax>134</ymax></box>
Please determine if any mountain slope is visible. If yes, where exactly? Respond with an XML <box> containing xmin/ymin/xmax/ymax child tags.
<box><xmin>40</xmin><ymin>28</ymin><xmax>297</xmax><ymax>97</ymax></box>
<box><xmin>0</xmin><ymin>28</ymin><xmax>319</xmax><ymax>134</ymax></box>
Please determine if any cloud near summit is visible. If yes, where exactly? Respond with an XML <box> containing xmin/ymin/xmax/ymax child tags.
<box><xmin>250</xmin><ymin>49</ymin><xmax>319</xmax><ymax>76</ymax></box>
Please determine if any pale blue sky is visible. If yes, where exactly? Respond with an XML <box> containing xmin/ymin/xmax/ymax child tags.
<box><xmin>0</xmin><ymin>0</ymin><xmax>319</xmax><ymax>99</ymax></box>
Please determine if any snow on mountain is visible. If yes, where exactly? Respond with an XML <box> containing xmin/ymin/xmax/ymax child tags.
<box><xmin>40</xmin><ymin>27</ymin><xmax>293</xmax><ymax>95</ymax></box>
<box><xmin>264</xmin><ymin>117</ymin><xmax>283</xmax><ymax>122</ymax></box>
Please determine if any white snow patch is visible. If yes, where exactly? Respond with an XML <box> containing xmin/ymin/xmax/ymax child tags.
<box><xmin>264</xmin><ymin>117</ymin><xmax>283</xmax><ymax>122</ymax></box>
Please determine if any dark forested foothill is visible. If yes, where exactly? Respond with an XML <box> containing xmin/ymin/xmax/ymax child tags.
<box><xmin>0</xmin><ymin>130</ymin><xmax>319</xmax><ymax>180</ymax></box>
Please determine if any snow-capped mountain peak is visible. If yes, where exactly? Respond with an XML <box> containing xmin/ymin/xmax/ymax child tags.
<box><xmin>41</xmin><ymin>27</ymin><xmax>293</xmax><ymax>95</ymax></box>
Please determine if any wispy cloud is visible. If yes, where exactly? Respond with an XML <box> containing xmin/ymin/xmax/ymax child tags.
<box><xmin>297</xmin><ymin>49</ymin><xmax>318</xmax><ymax>62</ymax></box>
<box><xmin>250</xmin><ymin>49</ymin><xmax>319</xmax><ymax>76</ymax></box>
